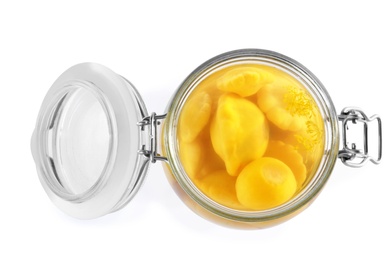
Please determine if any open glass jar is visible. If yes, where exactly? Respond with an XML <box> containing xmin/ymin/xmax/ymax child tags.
<box><xmin>31</xmin><ymin>49</ymin><xmax>382</xmax><ymax>228</ymax></box>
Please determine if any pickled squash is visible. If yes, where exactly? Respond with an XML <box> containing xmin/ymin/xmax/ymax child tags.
<box><xmin>210</xmin><ymin>93</ymin><xmax>269</xmax><ymax>176</ymax></box>
<box><xmin>257</xmin><ymin>84</ymin><xmax>305</xmax><ymax>132</ymax></box>
<box><xmin>177</xmin><ymin>63</ymin><xmax>324</xmax><ymax>211</ymax></box>
<box><xmin>179</xmin><ymin>139</ymin><xmax>204</xmax><ymax>179</ymax></box>
<box><xmin>179</xmin><ymin>92</ymin><xmax>212</xmax><ymax>143</ymax></box>
<box><xmin>179</xmin><ymin>135</ymin><xmax>226</xmax><ymax>180</ymax></box>
<box><xmin>265</xmin><ymin>141</ymin><xmax>307</xmax><ymax>188</ymax></box>
<box><xmin>197</xmin><ymin>170</ymin><xmax>243</xmax><ymax>209</ymax></box>
<box><xmin>236</xmin><ymin>158</ymin><xmax>297</xmax><ymax>210</ymax></box>
<box><xmin>217</xmin><ymin>66</ymin><xmax>274</xmax><ymax>97</ymax></box>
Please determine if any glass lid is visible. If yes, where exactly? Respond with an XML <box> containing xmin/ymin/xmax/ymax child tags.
<box><xmin>31</xmin><ymin>63</ymin><xmax>150</xmax><ymax>219</ymax></box>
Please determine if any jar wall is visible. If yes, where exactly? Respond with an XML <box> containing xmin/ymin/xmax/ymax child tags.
<box><xmin>161</xmin><ymin>161</ymin><xmax>325</xmax><ymax>229</ymax></box>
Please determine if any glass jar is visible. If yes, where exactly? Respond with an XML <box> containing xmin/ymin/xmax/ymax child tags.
<box><xmin>31</xmin><ymin>49</ymin><xmax>382</xmax><ymax>228</ymax></box>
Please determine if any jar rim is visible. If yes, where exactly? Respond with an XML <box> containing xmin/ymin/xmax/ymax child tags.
<box><xmin>163</xmin><ymin>49</ymin><xmax>340</xmax><ymax>223</ymax></box>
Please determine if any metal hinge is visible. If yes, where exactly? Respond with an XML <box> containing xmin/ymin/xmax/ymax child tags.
<box><xmin>338</xmin><ymin>107</ymin><xmax>382</xmax><ymax>168</ymax></box>
<box><xmin>137</xmin><ymin>113</ymin><xmax>168</xmax><ymax>163</ymax></box>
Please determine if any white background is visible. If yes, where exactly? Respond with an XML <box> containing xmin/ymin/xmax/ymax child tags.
<box><xmin>1</xmin><ymin>1</ymin><xmax>389</xmax><ymax>259</ymax></box>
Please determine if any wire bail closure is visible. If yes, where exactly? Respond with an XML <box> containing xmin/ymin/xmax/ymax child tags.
<box><xmin>338</xmin><ymin>107</ymin><xmax>382</xmax><ymax>168</ymax></box>
<box><xmin>138</xmin><ymin>113</ymin><xmax>168</xmax><ymax>163</ymax></box>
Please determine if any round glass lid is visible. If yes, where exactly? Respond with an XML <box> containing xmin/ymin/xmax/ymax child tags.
<box><xmin>31</xmin><ymin>63</ymin><xmax>150</xmax><ymax>219</ymax></box>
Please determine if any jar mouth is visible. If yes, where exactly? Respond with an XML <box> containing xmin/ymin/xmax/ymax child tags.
<box><xmin>33</xmin><ymin>80</ymin><xmax>116</xmax><ymax>202</ymax></box>
<box><xmin>163</xmin><ymin>49</ymin><xmax>339</xmax><ymax>223</ymax></box>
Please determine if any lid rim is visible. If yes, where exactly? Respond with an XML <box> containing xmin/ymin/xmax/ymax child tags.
<box><xmin>32</xmin><ymin>62</ymin><xmax>150</xmax><ymax>219</ymax></box>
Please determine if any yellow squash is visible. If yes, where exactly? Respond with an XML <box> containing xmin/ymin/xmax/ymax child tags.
<box><xmin>210</xmin><ymin>93</ymin><xmax>269</xmax><ymax>176</ymax></box>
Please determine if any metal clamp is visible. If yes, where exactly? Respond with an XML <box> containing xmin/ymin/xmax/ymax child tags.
<box><xmin>137</xmin><ymin>113</ymin><xmax>168</xmax><ymax>163</ymax></box>
<box><xmin>338</xmin><ymin>107</ymin><xmax>382</xmax><ymax>168</ymax></box>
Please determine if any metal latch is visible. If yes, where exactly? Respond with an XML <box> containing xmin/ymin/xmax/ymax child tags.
<box><xmin>138</xmin><ymin>113</ymin><xmax>168</xmax><ymax>163</ymax></box>
<box><xmin>338</xmin><ymin>107</ymin><xmax>382</xmax><ymax>168</ymax></box>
